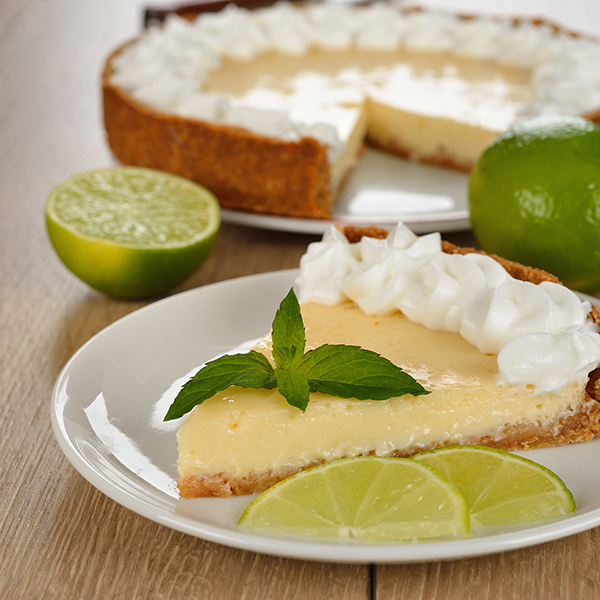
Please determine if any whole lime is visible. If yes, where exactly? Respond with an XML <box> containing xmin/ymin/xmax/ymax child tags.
<box><xmin>46</xmin><ymin>167</ymin><xmax>221</xmax><ymax>299</ymax></box>
<box><xmin>469</xmin><ymin>115</ymin><xmax>600</xmax><ymax>294</ymax></box>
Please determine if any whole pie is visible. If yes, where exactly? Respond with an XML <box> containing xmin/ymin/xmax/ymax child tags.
<box><xmin>174</xmin><ymin>224</ymin><xmax>600</xmax><ymax>498</ymax></box>
<box><xmin>103</xmin><ymin>3</ymin><xmax>600</xmax><ymax>219</ymax></box>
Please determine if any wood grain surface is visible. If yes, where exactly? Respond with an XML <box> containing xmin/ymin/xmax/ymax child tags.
<box><xmin>1</xmin><ymin>0</ymin><xmax>600</xmax><ymax>599</ymax></box>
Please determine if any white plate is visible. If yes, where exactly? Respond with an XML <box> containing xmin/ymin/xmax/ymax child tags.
<box><xmin>221</xmin><ymin>148</ymin><xmax>470</xmax><ymax>235</ymax></box>
<box><xmin>51</xmin><ymin>269</ymin><xmax>600</xmax><ymax>563</ymax></box>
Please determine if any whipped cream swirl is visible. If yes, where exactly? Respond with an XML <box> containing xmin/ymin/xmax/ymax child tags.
<box><xmin>295</xmin><ymin>223</ymin><xmax>600</xmax><ymax>393</ymax></box>
<box><xmin>109</xmin><ymin>3</ymin><xmax>600</xmax><ymax>163</ymax></box>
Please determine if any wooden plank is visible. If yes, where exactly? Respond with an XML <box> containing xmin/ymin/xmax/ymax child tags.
<box><xmin>0</xmin><ymin>219</ymin><xmax>368</xmax><ymax>599</ymax></box>
<box><xmin>377</xmin><ymin>530</ymin><xmax>600</xmax><ymax>599</ymax></box>
<box><xmin>0</xmin><ymin>0</ymin><xmax>365</xmax><ymax>597</ymax></box>
<box><xmin>2</xmin><ymin>462</ymin><xmax>367</xmax><ymax>599</ymax></box>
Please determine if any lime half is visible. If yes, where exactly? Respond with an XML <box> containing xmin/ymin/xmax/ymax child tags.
<box><xmin>239</xmin><ymin>457</ymin><xmax>469</xmax><ymax>542</ymax></box>
<box><xmin>413</xmin><ymin>446</ymin><xmax>575</xmax><ymax>532</ymax></box>
<box><xmin>46</xmin><ymin>167</ymin><xmax>221</xmax><ymax>299</ymax></box>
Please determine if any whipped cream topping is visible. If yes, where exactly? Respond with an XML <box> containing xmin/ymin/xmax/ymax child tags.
<box><xmin>295</xmin><ymin>223</ymin><xmax>600</xmax><ymax>393</ymax></box>
<box><xmin>109</xmin><ymin>3</ymin><xmax>600</xmax><ymax>163</ymax></box>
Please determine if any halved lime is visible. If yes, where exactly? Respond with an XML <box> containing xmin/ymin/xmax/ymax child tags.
<box><xmin>412</xmin><ymin>446</ymin><xmax>575</xmax><ymax>532</ymax></box>
<box><xmin>238</xmin><ymin>457</ymin><xmax>469</xmax><ymax>542</ymax></box>
<box><xmin>46</xmin><ymin>167</ymin><xmax>221</xmax><ymax>299</ymax></box>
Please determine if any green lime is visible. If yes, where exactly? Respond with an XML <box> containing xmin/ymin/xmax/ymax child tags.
<box><xmin>238</xmin><ymin>456</ymin><xmax>469</xmax><ymax>542</ymax></box>
<box><xmin>469</xmin><ymin>115</ymin><xmax>600</xmax><ymax>294</ymax></box>
<box><xmin>413</xmin><ymin>446</ymin><xmax>575</xmax><ymax>532</ymax></box>
<box><xmin>46</xmin><ymin>167</ymin><xmax>220</xmax><ymax>299</ymax></box>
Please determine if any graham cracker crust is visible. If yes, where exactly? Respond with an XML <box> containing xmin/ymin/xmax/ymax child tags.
<box><xmin>102</xmin><ymin>48</ymin><xmax>334</xmax><ymax>220</ymax></box>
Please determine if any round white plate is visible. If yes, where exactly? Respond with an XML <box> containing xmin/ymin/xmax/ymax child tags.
<box><xmin>51</xmin><ymin>269</ymin><xmax>600</xmax><ymax>563</ymax></box>
<box><xmin>221</xmin><ymin>149</ymin><xmax>470</xmax><ymax>235</ymax></box>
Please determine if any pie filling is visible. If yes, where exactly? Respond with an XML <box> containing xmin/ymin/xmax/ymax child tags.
<box><xmin>202</xmin><ymin>48</ymin><xmax>535</xmax><ymax>175</ymax></box>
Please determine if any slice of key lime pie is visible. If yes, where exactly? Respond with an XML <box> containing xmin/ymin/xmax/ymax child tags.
<box><xmin>167</xmin><ymin>223</ymin><xmax>600</xmax><ymax>498</ymax></box>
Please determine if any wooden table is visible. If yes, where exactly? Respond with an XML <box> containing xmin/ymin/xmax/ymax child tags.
<box><xmin>2</xmin><ymin>0</ymin><xmax>600</xmax><ymax>598</ymax></box>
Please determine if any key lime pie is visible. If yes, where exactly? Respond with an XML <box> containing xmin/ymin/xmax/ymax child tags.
<box><xmin>169</xmin><ymin>224</ymin><xmax>600</xmax><ymax>498</ymax></box>
<box><xmin>103</xmin><ymin>3</ymin><xmax>600</xmax><ymax>218</ymax></box>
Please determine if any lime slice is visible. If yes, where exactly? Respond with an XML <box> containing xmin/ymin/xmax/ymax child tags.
<box><xmin>412</xmin><ymin>446</ymin><xmax>575</xmax><ymax>532</ymax></box>
<box><xmin>45</xmin><ymin>167</ymin><xmax>221</xmax><ymax>299</ymax></box>
<box><xmin>238</xmin><ymin>457</ymin><xmax>469</xmax><ymax>542</ymax></box>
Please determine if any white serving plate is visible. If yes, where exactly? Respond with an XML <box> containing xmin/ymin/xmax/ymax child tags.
<box><xmin>51</xmin><ymin>270</ymin><xmax>600</xmax><ymax>563</ymax></box>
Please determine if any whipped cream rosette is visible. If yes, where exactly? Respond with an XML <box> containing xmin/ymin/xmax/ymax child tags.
<box><xmin>296</xmin><ymin>223</ymin><xmax>600</xmax><ymax>393</ymax></box>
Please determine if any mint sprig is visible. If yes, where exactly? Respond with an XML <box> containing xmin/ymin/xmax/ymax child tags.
<box><xmin>271</xmin><ymin>284</ymin><xmax>306</xmax><ymax>369</ymax></box>
<box><xmin>164</xmin><ymin>351</ymin><xmax>276</xmax><ymax>421</ymax></box>
<box><xmin>164</xmin><ymin>288</ymin><xmax>429</xmax><ymax>420</ymax></box>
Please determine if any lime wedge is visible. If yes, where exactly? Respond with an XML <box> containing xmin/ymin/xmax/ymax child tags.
<box><xmin>45</xmin><ymin>167</ymin><xmax>220</xmax><ymax>299</ymax></box>
<box><xmin>412</xmin><ymin>446</ymin><xmax>575</xmax><ymax>532</ymax></box>
<box><xmin>238</xmin><ymin>457</ymin><xmax>469</xmax><ymax>542</ymax></box>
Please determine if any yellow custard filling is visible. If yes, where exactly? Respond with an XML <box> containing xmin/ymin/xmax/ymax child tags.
<box><xmin>177</xmin><ymin>302</ymin><xmax>585</xmax><ymax>481</ymax></box>
<box><xmin>203</xmin><ymin>48</ymin><xmax>534</xmax><ymax>174</ymax></box>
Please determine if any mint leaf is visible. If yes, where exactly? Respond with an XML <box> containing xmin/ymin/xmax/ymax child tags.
<box><xmin>164</xmin><ymin>351</ymin><xmax>276</xmax><ymax>421</ymax></box>
<box><xmin>275</xmin><ymin>368</ymin><xmax>311</xmax><ymax>412</ymax></box>
<box><xmin>298</xmin><ymin>344</ymin><xmax>430</xmax><ymax>400</ymax></box>
<box><xmin>164</xmin><ymin>288</ymin><xmax>430</xmax><ymax>420</ymax></box>
<box><xmin>271</xmin><ymin>288</ymin><xmax>305</xmax><ymax>369</ymax></box>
